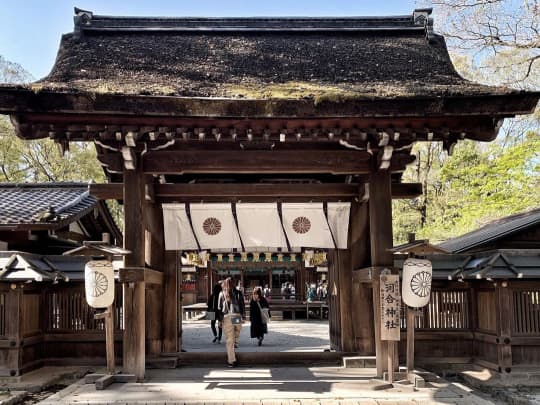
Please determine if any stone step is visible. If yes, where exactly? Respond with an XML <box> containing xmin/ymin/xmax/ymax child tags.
<box><xmin>176</xmin><ymin>351</ymin><xmax>342</xmax><ymax>366</ymax></box>
<box><xmin>342</xmin><ymin>356</ymin><xmax>377</xmax><ymax>368</ymax></box>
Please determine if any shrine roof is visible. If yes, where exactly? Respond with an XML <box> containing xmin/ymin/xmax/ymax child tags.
<box><xmin>438</xmin><ymin>207</ymin><xmax>540</xmax><ymax>254</ymax></box>
<box><xmin>394</xmin><ymin>249</ymin><xmax>540</xmax><ymax>280</ymax></box>
<box><xmin>0</xmin><ymin>182</ymin><xmax>97</xmax><ymax>229</ymax></box>
<box><xmin>23</xmin><ymin>9</ymin><xmax>520</xmax><ymax>100</ymax></box>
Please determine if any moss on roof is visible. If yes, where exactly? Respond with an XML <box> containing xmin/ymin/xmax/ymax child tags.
<box><xmin>35</xmin><ymin>30</ymin><xmax>508</xmax><ymax>99</ymax></box>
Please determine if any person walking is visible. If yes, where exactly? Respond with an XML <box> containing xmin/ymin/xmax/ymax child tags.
<box><xmin>207</xmin><ymin>281</ymin><xmax>223</xmax><ymax>343</ymax></box>
<box><xmin>218</xmin><ymin>277</ymin><xmax>246</xmax><ymax>367</ymax></box>
<box><xmin>250</xmin><ymin>287</ymin><xmax>270</xmax><ymax>346</ymax></box>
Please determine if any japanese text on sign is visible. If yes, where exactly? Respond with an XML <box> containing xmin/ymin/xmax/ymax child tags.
<box><xmin>380</xmin><ymin>273</ymin><xmax>400</xmax><ymax>341</ymax></box>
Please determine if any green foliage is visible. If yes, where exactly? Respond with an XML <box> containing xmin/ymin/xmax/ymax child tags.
<box><xmin>393</xmin><ymin>135</ymin><xmax>540</xmax><ymax>244</ymax></box>
<box><xmin>0</xmin><ymin>116</ymin><xmax>105</xmax><ymax>183</ymax></box>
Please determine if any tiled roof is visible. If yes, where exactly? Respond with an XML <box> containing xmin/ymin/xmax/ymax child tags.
<box><xmin>0</xmin><ymin>183</ymin><xmax>97</xmax><ymax>229</ymax></box>
<box><xmin>394</xmin><ymin>249</ymin><xmax>540</xmax><ymax>280</ymax></box>
<box><xmin>438</xmin><ymin>207</ymin><xmax>540</xmax><ymax>253</ymax></box>
<box><xmin>0</xmin><ymin>251</ymin><xmax>121</xmax><ymax>282</ymax></box>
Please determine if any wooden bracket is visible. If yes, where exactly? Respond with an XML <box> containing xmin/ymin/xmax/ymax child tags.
<box><xmin>121</xmin><ymin>146</ymin><xmax>137</xmax><ymax>170</ymax></box>
<box><xmin>118</xmin><ymin>267</ymin><xmax>163</xmax><ymax>285</ymax></box>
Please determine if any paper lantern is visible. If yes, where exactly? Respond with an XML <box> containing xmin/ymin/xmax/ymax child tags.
<box><xmin>402</xmin><ymin>258</ymin><xmax>433</xmax><ymax>308</ymax></box>
<box><xmin>264</xmin><ymin>252</ymin><xmax>273</xmax><ymax>262</ymax></box>
<box><xmin>85</xmin><ymin>260</ymin><xmax>115</xmax><ymax>309</ymax></box>
<box><xmin>252</xmin><ymin>252</ymin><xmax>260</xmax><ymax>262</ymax></box>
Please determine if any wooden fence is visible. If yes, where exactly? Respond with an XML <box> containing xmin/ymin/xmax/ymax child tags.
<box><xmin>512</xmin><ymin>289</ymin><xmax>540</xmax><ymax>335</ymax></box>
<box><xmin>45</xmin><ymin>285</ymin><xmax>124</xmax><ymax>332</ymax></box>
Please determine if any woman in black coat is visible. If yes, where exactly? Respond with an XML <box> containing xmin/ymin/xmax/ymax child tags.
<box><xmin>250</xmin><ymin>287</ymin><xmax>270</xmax><ymax>346</ymax></box>
<box><xmin>207</xmin><ymin>281</ymin><xmax>223</xmax><ymax>343</ymax></box>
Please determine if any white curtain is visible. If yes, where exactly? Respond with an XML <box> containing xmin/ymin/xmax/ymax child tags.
<box><xmin>190</xmin><ymin>203</ymin><xmax>242</xmax><ymax>250</ymax></box>
<box><xmin>281</xmin><ymin>203</ymin><xmax>334</xmax><ymax>249</ymax></box>
<box><xmin>327</xmin><ymin>202</ymin><xmax>351</xmax><ymax>249</ymax></box>
<box><xmin>236</xmin><ymin>203</ymin><xmax>287</xmax><ymax>249</ymax></box>
<box><xmin>162</xmin><ymin>203</ymin><xmax>198</xmax><ymax>251</ymax></box>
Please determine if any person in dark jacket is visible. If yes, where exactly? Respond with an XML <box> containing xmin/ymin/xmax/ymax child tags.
<box><xmin>250</xmin><ymin>287</ymin><xmax>270</xmax><ymax>346</ymax></box>
<box><xmin>207</xmin><ymin>281</ymin><xmax>223</xmax><ymax>343</ymax></box>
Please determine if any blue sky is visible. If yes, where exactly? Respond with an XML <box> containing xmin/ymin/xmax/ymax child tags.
<box><xmin>0</xmin><ymin>0</ymin><xmax>417</xmax><ymax>79</ymax></box>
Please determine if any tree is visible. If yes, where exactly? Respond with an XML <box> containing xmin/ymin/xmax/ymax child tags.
<box><xmin>0</xmin><ymin>56</ymin><xmax>32</xmax><ymax>84</ymax></box>
<box><xmin>394</xmin><ymin>133</ymin><xmax>540</xmax><ymax>243</ymax></box>
<box><xmin>424</xmin><ymin>0</ymin><xmax>540</xmax><ymax>88</ymax></box>
<box><xmin>0</xmin><ymin>55</ymin><xmax>123</xmax><ymax>228</ymax></box>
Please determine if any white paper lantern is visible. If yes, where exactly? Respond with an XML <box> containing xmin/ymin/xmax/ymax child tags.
<box><xmin>402</xmin><ymin>258</ymin><xmax>432</xmax><ymax>308</ymax></box>
<box><xmin>85</xmin><ymin>260</ymin><xmax>115</xmax><ymax>308</ymax></box>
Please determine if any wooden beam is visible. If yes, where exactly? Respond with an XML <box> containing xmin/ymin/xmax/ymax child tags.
<box><xmin>98</xmin><ymin>150</ymin><xmax>416</xmax><ymax>175</ymax></box>
<box><xmin>143</xmin><ymin>150</ymin><xmax>371</xmax><ymax>175</ymax></box>
<box><xmin>118</xmin><ymin>267</ymin><xmax>163</xmax><ymax>285</ymax></box>
<box><xmin>90</xmin><ymin>182</ymin><xmax>422</xmax><ymax>200</ymax></box>
<box><xmin>3</xmin><ymin>89</ymin><xmax>538</xmax><ymax>124</ymax></box>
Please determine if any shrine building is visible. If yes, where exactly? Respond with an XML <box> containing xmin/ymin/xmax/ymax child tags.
<box><xmin>0</xmin><ymin>8</ymin><xmax>538</xmax><ymax>380</ymax></box>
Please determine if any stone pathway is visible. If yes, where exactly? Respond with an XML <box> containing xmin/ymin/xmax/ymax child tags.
<box><xmin>39</xmin><ymin>366</ymin><xmax>505</xmax><ymax>405</ymax></box>
<box><xmin>182</xmin><ymin>319</ymin><xmax>330</xmax><ymax>352</ymax></box>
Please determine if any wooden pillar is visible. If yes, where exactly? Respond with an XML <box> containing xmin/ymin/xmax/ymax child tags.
<box><xmin>335</xmin><ymin>249</ymin><xmax>355</xmax><ymax>352</ymax></box>
<box><xmin>496</xmin><ymin>282</ymin><xmax>512</xmax><ymax>373</ymax></box>
<box><xmin>144</xmin><ymin>178</ymin><xmax>164</xmax><ymax>356</ymax></box>
<box><xmin>123</xmin><ymin>166</ymin><xmax>146</xmax><ymax>381</ymax></box>
<box><xmin>369</xmin><ymin>170</ymin><xmax>394</xmax><ymax>378</ymax></box>
<box><xmin>349</xmin><ymin>201</ymin><xmax>372</xmax><ymax>354</ymax></box>
<box><xmin>327</xmin><ymin>254</ymin><xmax>341</xmax><ymax>350</ymax></box>
<box><xmin>162</xmin><ymin>251</ymin><xmax>179</xmax><ymax>353</ymax></box>
<box><xmin>5</xmin><ymin>286</ymin><xmax>23</xmax><ymax>376</ymax></box>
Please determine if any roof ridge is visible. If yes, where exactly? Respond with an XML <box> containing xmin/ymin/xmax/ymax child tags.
<box><xmin>439</xmin><ymin>207</ymin><xmax>540</xmax><ymax>253</ymax></box>
<box><xmin>73</xmin><ymin>8</ymin><xmax>433</xmax><ymax>37</ymax></box>
<box><xmin>0</xmin><ymin>182</ymin><xmax>89</xmax><ymax>188</ymax></box>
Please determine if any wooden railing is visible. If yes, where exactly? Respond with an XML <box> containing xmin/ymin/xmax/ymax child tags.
<box><xmin>45</xmin><ymin>286</ymin><xmax>124</xmax><ymax>332</ymax></box>
<box><xmin>512</xmin><ymin>289</ymin><xmax>540</xmax><ymax>335</ymax></box>
<box><xmin>402</xmin><ymin>289</ymin><xmax>470</xmax><ymax>330</ymax></box>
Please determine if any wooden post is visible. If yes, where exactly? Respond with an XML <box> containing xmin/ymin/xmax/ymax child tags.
<box><xmin>105</xmin><ymin>305</ymin><xmax>115</xmax><ymax>374</ymax></box>
<box><xmin>144</xmin><ymin>182</ymin><xmax>165</xmax><ymax>356</ymax></box>
<box><xmin>349</xmin><ymin>201</ymin><xmax>372</xmax><ymax>354</ymax></box>
<box><xmin>387</xmin><ymin>341</ymin><xmax>395</xmax><ymax>383</ymax></box>
<box><xmin>496</xmin><ymin>282</ymin><xmax>512</xmax><ymax>373</ymax></box>
<box><xmin>369</xmin><ymin>170</ymin><xmax>394</xmax><ymax>378</ymax></box>
<box><xmin>406</xmin><ymin>307</ymin><xmax>415</xmax><ymax>373</ymax></box>
<box><xmin>95</xmin><ymin>306</ymin><xmax>115</xmax><ymax>374</ymax></box>
<box><xmin>336</xmin><ymin>249</ymin><xmax>355</xmax><ymax>352</ymax></box>
<box><xmin>123</xmin><ymin>165</ymin><xmax>146</xmax><ymax>381</ymax></box>
<box><xmin>162</xmin><ymin>251</ymin><xmax>179</xmax><ymax>353</ymax></box>
<box><xmin>5</xmin><ymin>286</ymin><xmax>23</xmax><ymax>376</ymax></box>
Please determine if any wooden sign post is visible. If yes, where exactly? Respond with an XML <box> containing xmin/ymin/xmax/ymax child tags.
<box><xmin>94</xmin><ymin>305</ymin><xmax>115</xmax><ymax>374</ymax></box>
<box><xmin>380</xmin><ymin>272</ymin><xmax>400</xmax><ymax>383</ymax></box>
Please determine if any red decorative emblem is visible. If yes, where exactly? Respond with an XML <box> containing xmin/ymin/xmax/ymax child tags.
<box><xmin>203</xmin><ymin>217</ymin><xmax>222</xmax><ymax>235</ymax></box>
<box><xmin>292</xmin><ymin>216</ymin><xmax>311</xmax><ymax>234</ymax></box>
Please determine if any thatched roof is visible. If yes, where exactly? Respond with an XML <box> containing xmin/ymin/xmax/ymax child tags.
<box><xmin>32</xmin><ymin>8</ymin><xmax>508</xmax><ymax>99</ymax></box>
